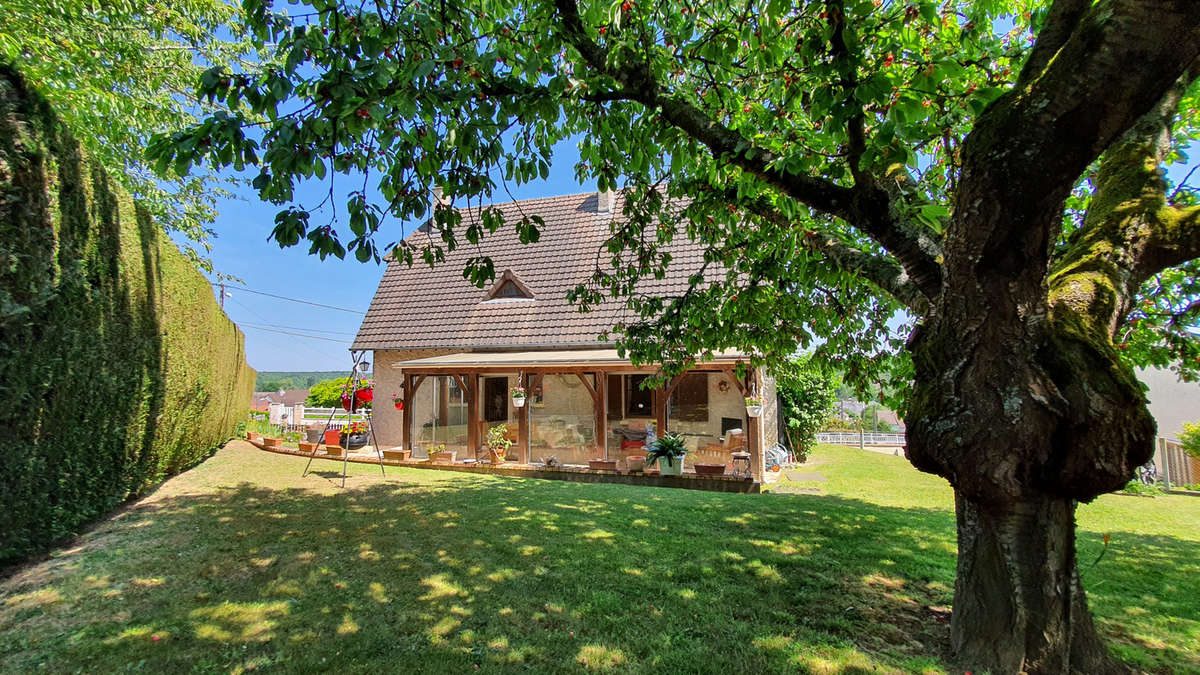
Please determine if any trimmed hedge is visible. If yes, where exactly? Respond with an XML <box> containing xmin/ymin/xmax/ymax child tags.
<box><xmin>0</xmin><ymin>65</ymin><xmax>255</xmax><ymax>564</ymax></box>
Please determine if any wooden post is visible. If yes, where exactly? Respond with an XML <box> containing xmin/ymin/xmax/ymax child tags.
<box><xmin>749</xmin><ymin>368</ymin><xmax>763</xmax><ymax>481</ymax></box>
<box><xmin>596</xmin><ymin>371</ymin><xmax>608</xmax><ymax>459</ymax></box>
<box><xmin>517</xmin><ymin>371</ymin><xmax>529</xmax><ymax>464</ymax></box>
<box><xmin>402</xmin><ymin>374</ymin><xmax>413</xmax><ymax>453</ymax></box>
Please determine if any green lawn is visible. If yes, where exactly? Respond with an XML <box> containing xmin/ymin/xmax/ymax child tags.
<box><xmin>1</xmin><ymin>443</ymin><xmax>1196</xmax><ymax>673</ymax></box>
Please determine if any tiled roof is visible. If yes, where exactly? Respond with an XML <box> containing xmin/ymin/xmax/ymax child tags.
<box><xmin>352</xmin><ymin>191</ymin><xmax>706</xmax><ymax>351</ymax></box>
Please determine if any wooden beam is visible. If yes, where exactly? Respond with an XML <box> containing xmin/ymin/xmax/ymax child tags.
<box><xmin>662</xmin><ymin>373</ymin><xmax>687</xmax><ymax>401</ymax></box>
<box><xmin>402</xmin><ymin>374</ymin><xmax>414</xmax><ymax>453</ymax></box>
<box><xmin>719</xmin><ymin>365</ymin><xmax>748</xmax><ymax>397</ymax></box>
<box><xmin>576</xmin><ymin>372</ymin><xmax>598</xmax><ymax>404</ymax></box>
<box><xmin>596</xmin><ymin>371</ymin><xmax>608</xmax><ymax>459</ymax></box>
<box><xmin>517</xmin><ymin>372</ymin><xmax>529</xmax><ymax>464</ymax></box>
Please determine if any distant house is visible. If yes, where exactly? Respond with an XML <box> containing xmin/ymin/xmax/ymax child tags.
<box><xmin>251</xmin><ymin>389</ymin><xmax>310</xmax><ymax>412</ymax></box>
<box><xmin>353</xmin><ymin>190</ymin><xmax>777</xmax><ymax>480</ymax></box>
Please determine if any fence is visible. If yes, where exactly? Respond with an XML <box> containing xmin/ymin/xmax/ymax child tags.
<box><xmin>817</xmin><ymin>431</ymin><xmax>907</xmax><ymax>447</ymax></box>
<box><xmin>1154</xmin><ymin>437</ymin><xmax>1198</xmax><ymax>488</ymax></box>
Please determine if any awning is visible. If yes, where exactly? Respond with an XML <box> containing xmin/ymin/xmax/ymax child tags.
<box><xmin>391</xmin><ymin>349</ymin><xmax>749</xmax><ymax>369</ymax></box>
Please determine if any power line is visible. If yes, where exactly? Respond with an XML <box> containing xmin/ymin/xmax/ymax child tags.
<box><xmin>239</xmin><ymin>321</ymin><xmax>357</xmax><ymax>336</ymax></box>
<box><xmin>226</xmin><ymin>295</ymin><xmax>351</xmax><ymax>363</ymax></box>
<box><xmin>240</xmin><ymin>325</ymin><xmax>354</xmax><ymax>344</ymax></box>
<box><xmin>217</xmin><ymin>283</ymin><xmax>367</xmax><ymax>314</ymax></box>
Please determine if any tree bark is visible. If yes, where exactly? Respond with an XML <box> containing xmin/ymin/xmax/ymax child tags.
<box><xmin>950</xmin><ymin>493</ymin><xmax>1123</xmax><ymax>674</ymax></box>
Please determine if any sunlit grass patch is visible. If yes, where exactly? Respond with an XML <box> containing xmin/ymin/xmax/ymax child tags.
<box><xmin>0</xmin><ymin>441</ymin><xmax>1195</xmax><ymax>673</ymax></box>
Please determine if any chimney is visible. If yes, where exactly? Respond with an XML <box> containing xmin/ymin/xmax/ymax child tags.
<box><xmin>597</xmin><ymin>189</ymin><xmax>616</xmax><ymax>213</ymax></box>
<box><xmin>432</xmin><ymin>185</ymin><xmax>448</xmax><ymax>207</ymax></box>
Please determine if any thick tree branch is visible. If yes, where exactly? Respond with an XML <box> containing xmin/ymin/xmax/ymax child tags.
<box><xmin>1049</xmin><ymin>63</ymin><xmax>1199</xmax><ymax>338</ymax></box>
<box><xmin>966</xmin><ymin>0</ymin><xmax>1200</xmax><ymax>211</ymax></box>
<box><xmin>1014</xmin><ymin>0</ymin><xmax>1093</xmax><ymax>91</ymax></box>
<box><xmin>550</xmin><ymin>0</ymin><xmax>943</xmax><ymax>300</ymax></box>
<box><xmin>722</xmin><ymin>191</ymin><xmax>931</xmax><ymax>315</ymax></box>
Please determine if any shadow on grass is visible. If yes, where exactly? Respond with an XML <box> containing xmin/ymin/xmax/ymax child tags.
<box><xmin>1</xmin><ymin>468</ymin><xmax>1194</xmax><ymax>674</ymax></box>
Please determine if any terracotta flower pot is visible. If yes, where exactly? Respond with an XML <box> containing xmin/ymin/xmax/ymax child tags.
<box><xmin>263</xmin><ymin>437</ymin><xmax>282</xmax><ymax>448</ymax></box>
<box><xmin>489</xmin><ymin>448</ymin><xmax>508</xmax><ymax>464</ymax></box>
<box><xmin>588</xmin><ymin>459</ymin><xmax>618</xmax><ymax>471</ymax></box>
<box><xmin>383</xmin><ymin>449</ymin><xmax>411</xmax><ymax>461</ymax></box>
<box><xmin>298</xmin><ymin>441</ymin><xmax>318</xmax><ymax>452</ymax></box>
<box><xmin>326</xmin><ymin>446</ymin><xmax>344</xmax><ymax>458</ymax></box>
<box><xmin>433</xmin><ymin>450</ymin><xmax>457</xmax><ymax>463</ymax></box>
<box><xmin>626</xmin><ymin>455</ymin><xmax>646</xmax><ymax>472</ymax></box>
<box><xmin>246</xmin><ymin>431</ymin><xmax>260</xmax><ymax>441</ymax></box>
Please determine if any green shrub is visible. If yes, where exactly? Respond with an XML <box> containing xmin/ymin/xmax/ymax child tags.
<box><xmin>1181</xmin><ymin>421</ymin><xmax>1200</xmax><ymax>459</ymax></box>
<box><xmin>1121</xmin><ymin>480</ymin><xmax>1163</xmax><ymax>497</ymax></box>
<box><xmin>776</xmin><ymin>358</ymin><xmax>839</xmax><ymax>460</ymax></box>
<box><xmin>0</xmin><ymin>65</ymin><xmax>254</xmax><ymax>564</ymax></box>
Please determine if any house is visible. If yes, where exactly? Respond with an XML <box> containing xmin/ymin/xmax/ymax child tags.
<box><xmin>250</xmin><ymin>389</ymin><xmax>310</xmax><ymax>412</ymax></box>
<box><xmin>352</xmin><ymin>190</ymin><xmax>777</xmax><ymax>481</ymax></box>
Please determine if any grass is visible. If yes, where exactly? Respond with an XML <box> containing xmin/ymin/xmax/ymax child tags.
<box><xmin>2</xmin><ymin>444</ymin><xmax>1197</xmax><ymax>674</ymax></box>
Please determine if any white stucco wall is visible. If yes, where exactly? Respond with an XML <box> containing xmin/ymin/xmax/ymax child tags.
<box><xmin>1138</xmin><ymin>367</ymin><xmax>1200</xmax><ymax>441</ymax></box>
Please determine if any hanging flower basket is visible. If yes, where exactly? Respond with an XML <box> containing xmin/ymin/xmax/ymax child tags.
<box><xmin>391</xmin><ymin>392</ymin><xmax>404</xmax><ymax>411</ymax></box>
<box><xmin>745</xmin><ymin>396</ymin><xmax>764</xmax><ymax>418</ymax></box>
<box><xmin>394</xmin><ymin>400</ymin><xmax>404</xmax><ymax>411</ymax></box>
<box><xmin>355</xmin><ymin>387</ymin><xmax>373</xmax><ymax>404</ymax></box>
<box><xmin>511</xmin><ymin>386</ymin><xmax>527</xmax><ymax>408</ymax></box>
<box><xmin>340</xmin><ymin>393</ymin><xmax>353</xmax><ymax>411</ymax></box>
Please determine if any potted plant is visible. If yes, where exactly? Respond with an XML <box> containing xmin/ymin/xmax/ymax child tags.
<box><xmin>391</xmin><ymin>392</ymin><xmax>404</xmax><ymax>411</ymax></box>
<box><xmin>511</xmin><ymin>385</ymin><xmax>527</xmax><ymax>407</ymax></box>
<box><xmin>646</xmin><ymin>433</ymin><xmax>688</xmax><ymax>476</ymax></box>
<box><xmin>626</xmin><ymin>455</ymin><xmax>646</xmax><ymax>472</ymax></box>
<box><xmin>340</xmin><ymin>421</ymin><xmax>369</xmax><ymax>449</ymax></box>
<box><xmin>354</xmin><ymin>379</ymin><xmax>374</xmax><ymax>405</ymax></box>
<box><xmin>430</xmin><ymin>443</ymin><xmax>455</xmax><ymax>463</ymax></box>
<box><xmin>486</xmin><ymin>424</ymin><xmax>513</xmax><ymax>464</ymax></box>
<box><xmin>693</xmin><ymin>462</ymin><xmax>726</xmax><ymax>476</ymax></box>
<box><xmin>745</xmin><ymin>395</ymin><xmax>764</xmax><ymax>418</ymax></box>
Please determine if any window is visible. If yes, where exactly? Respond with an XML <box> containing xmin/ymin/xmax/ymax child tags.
<box><xmin>493</xmin><ymin>280</ymin><xmax>524</xmax><ymax>298</ymax></box>
<box><xmin>626</xmin><ymin>374</ymin><xmax>654</xmax><ymax>417</ymax></box>
<box><xmin>482</xmin><ymin>269</ymin><xmax>534</xmax><ymax>301</ymax></box>
<box><xmin>672</xmin><ymin>373</ymin><xmax>709</xmax><ymax>421</ymax></box>
<box><xmin>483</xmin><ymin>376</ymin><xmax>508</xmax><ymax>422</ymax></box>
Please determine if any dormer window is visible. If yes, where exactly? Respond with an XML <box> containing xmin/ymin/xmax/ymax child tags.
<box><xmin>483</xmin><ymin>269</ymin><xmax>535</xmax><ymax>302</ymax></box>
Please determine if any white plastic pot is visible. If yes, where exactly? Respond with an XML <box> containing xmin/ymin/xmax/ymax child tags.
<box><xmin>746</xmin><ymin>404</ymin><xmax>763</xmax><ymax>418</ymax></box>
<box><xmin>512</xmin><ymin>396</ymin><xmax>526</xmax><ymax>408</ymax></box>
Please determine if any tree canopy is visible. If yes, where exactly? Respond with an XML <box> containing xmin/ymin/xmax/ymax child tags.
<box><xmin>151</xmin><ymin>0</ymin><xmax>1200</xmax><ymax>670</ymax></box>
<box><xmin>2</xmin><ymin>0</ymin><xmax>258</xmax><ymax>265</ymax></box>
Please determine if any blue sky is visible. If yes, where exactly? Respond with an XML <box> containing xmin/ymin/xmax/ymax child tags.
<box><xmin>195</xmin><ymin>139</ymin><xmax>594</xmax><ymax>373</ymax></box>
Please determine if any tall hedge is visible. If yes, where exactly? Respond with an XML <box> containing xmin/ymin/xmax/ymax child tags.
<box><xmin>0</xmin><ymin>65</ymin><xmax>255</xmax><ymax>564</ymax></box>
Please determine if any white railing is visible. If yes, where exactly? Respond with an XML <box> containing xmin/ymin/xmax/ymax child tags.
<box><xmin>817</xmin><ymin>431</ymin><xmax>907</xmax><ymax>446</ymax></box>
<box><xmin>302</xmin><ymin>407</ymin><xmax>369</xmax><ymax>424</ymax></box>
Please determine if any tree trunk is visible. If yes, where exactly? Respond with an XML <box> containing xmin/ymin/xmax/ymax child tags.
<box><xmin>950</xmin><ymin>492</ymin><xmax>1123</xmax><ymax>674</ymax></box>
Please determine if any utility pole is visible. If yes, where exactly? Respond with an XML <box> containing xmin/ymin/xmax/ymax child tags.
<box><xmin>219</xmin><ymin>282</ymin><xmax>226</xmax><ymax>311</ymax></box>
